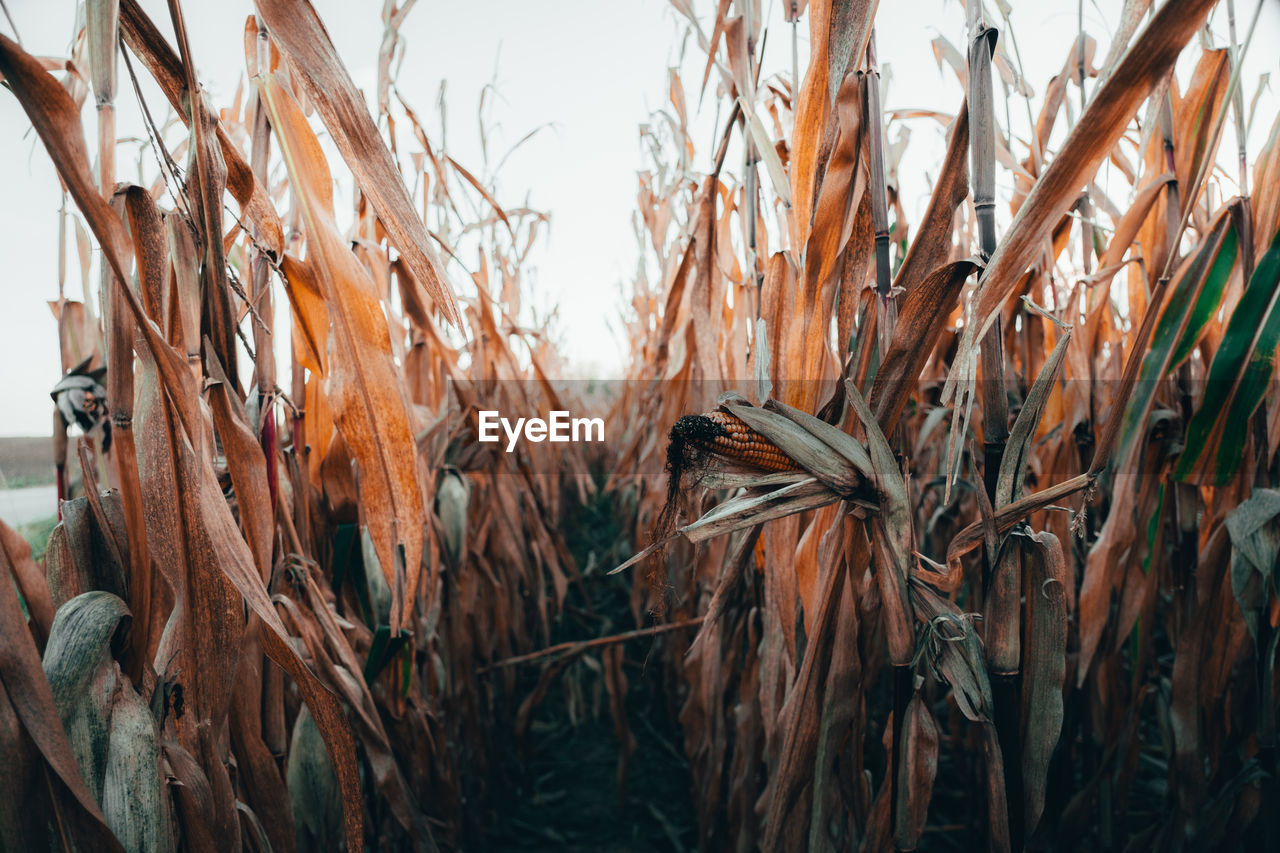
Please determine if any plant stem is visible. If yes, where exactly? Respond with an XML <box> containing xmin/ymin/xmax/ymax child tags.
<box><xmin>866</xmin><ymin>31</ymin><xmax>895</xmax><ymax>361</ymax></box>
<box><xmin>479</xmin><ymin>616</ymin><xmax>704</xmax><ymax>672</ymax></box>
<box><xmin>968</xmin><ymin>1</ymin><xmax>1018</xmax><ymax>846</ymax></box>
<box><xmin>1226</xmin><ymin>0</ymin><xmax>1254</xmax><ymax>284</ymax></box>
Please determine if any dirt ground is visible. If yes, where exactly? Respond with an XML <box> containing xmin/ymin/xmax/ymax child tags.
<box><xmin>0</xmin><ymin>436</ymin><xmax>54</xmax><ymax>488</ymax></box>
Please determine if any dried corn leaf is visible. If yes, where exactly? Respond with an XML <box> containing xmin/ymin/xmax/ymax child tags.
<box><xmin>950</xmin><ymin>0</ymin><xmax>1218</xmax><ymax>418</ymax></box>
<box><xmin>847</xmin><ymin>379</ymin><xmax>914</xmax><ymax>664</ymax></box>
<box><xmin>996</xmin><ymin>322</ymin><xmax>1071</xmax><ymax>507</ymax></box>
<box><xmin>1021</xmin><ymin>531</ymin><xmax>1068</xmax><ymax>836</ymax></box>
<box><xmin>893</xmin><ymin>692</ymin><xmax>939</xmax><ymax>850</ymax></box>
<box><xmin>257</xmin><ymin>68</ymin><xmax>427</xmax><ymax>628</ymax></box>
<box><xmin>118</xmin><ymin>0</ymin><xmax>283</xmax><ymax>256</ymax></box>
<box><xmin>253</xmin><ymin>0</ymin><xmax>460</xmax><ymax>325</ymax></box>
<box><xmin>1</xmin><ymin>519</ymin><xmax>54</xmax><ymax>646</ymax></box>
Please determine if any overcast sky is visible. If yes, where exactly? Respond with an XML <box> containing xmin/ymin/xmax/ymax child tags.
<box><xmin>0</xmin><ymin>0</ymin><xmax>1275</xmax><ymax>437</ymax></box>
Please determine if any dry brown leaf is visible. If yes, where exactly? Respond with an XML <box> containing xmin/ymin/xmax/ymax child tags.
<box><xmin>954</xmin><ymin>0</ymin><xmax>1218</xmax><ymax>396</ymax></box>
<box><xmin>257</xmin><ymin>68</ymin><xmax>427</xmax><ymax>630</ymax></box>
<box><xmin>119</xmin><ymin>0</ymin><xmax>284</xmax><ymax>256</ymax></box>
<box><xmin>253</xmin><ymin>0</ymin><xmax>461</xmax><ymax>326</ymax></box>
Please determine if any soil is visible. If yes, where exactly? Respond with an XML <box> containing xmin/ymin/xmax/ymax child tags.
<box><xmin>0</xmin><ymin>436</ymin><xmax>55</xmax><ymax>488</ymax></box>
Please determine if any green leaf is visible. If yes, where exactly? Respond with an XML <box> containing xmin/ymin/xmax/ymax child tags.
<box><xmin>331</xmin><ymin>523</ymin><xmax>371</xmax><ymax>624</ymax></box>
<box><xmin>1142</xmin><ymin>482</ymin><xmax>1166</xmax><ymax>576</ymax></box>
<box><xmin>1177</xmin><ymin>224</ymin><xmax>1280</xmax><ymax>483</ymax></box>
<box><xmin>1119</xmin><ymin>209</ymin><xmax>1237</xmax><ymax>463</ymax></box>
<box><xmin>1170</xmin><ymin>226</ymin><xmax>1240</xmax><ymax>367</ymax></box>
<box><xmin>363</xmin><ymin>624</ymin><xmax>411</xmax><ymax>683</ymax></box>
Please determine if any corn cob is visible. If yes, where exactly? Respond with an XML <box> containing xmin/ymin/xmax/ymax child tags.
<box><xmin>670</xmin><ymin>411</ymin><xmax>799</xmax><ymax>473</ymax></box>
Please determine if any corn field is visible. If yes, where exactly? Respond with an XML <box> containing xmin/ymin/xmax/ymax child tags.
<box><xmin>1</xmin><ymin>0</ymin><xmax>1279</xmax><ymax>850</ymax></box>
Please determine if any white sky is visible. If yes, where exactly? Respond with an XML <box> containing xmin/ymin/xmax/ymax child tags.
<box><xmin>0</xmin><ymin>0</ymin><xmax>1276</xmax><ymax>436</ymax></box>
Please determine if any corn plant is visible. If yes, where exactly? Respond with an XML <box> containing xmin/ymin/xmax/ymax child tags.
<box><xmin>3</xmin><ymin>0</ymin><xmax>1280</xmax><ymax>851</ymax></box>
<box><xmin>1</xmin><ymin>0</ymin><xmax>595</xmax><ymax>848</ymax></box>
<box><xmin>610</xmin><ymin>0</ymin><xmax>1280</xmax><ymax>850</ymax></box>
